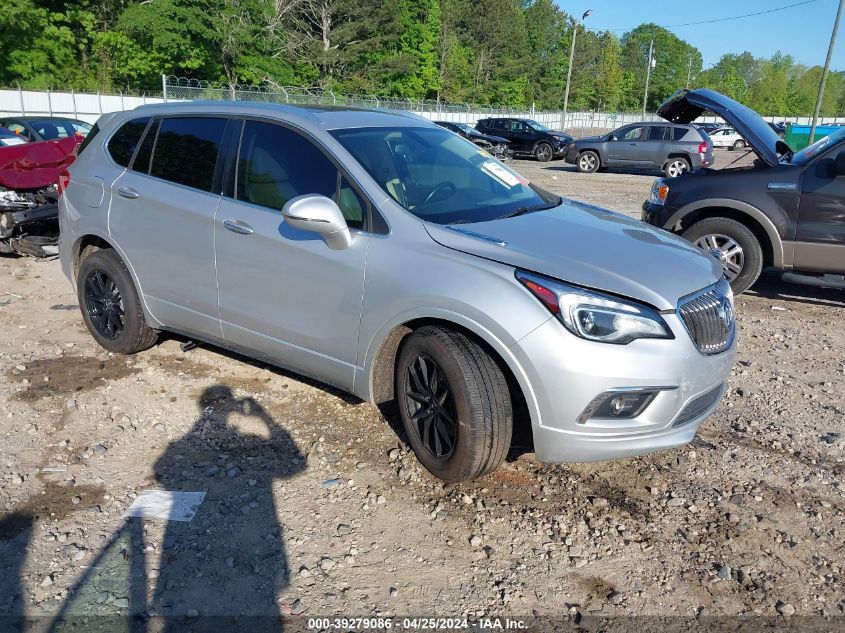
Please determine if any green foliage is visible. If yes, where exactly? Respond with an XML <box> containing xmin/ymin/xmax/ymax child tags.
<box><xmin>0</xmin><ymin>0</ymin><xmax>842</xmax><ymax>115</ymax></box>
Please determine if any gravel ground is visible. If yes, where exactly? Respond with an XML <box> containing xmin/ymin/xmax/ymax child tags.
<box><xmin>0</xmin><ymin>151</ymin><xmax>843</xmax><ymax>630</ymax></box>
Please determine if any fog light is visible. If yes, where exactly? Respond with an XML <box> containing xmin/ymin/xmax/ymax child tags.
<box><xmin>577</xmin><ymin>387</ymin><xmax>677</xmax><ymax>425</ymax></box>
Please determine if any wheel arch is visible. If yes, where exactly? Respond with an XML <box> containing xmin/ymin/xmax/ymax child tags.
<box><xmin>663</xmin><ymin>153</ymin><xmax>692</xmax><ymax>169</ymax></box>
<box><xmin>665</xmin><ymin>201</ymin><xmax>784</xmax><ymax>268</ymax></box>
<box><xmin>363</xmin><ymin>313</ymin><xmax>536</xmax><ymax>442</ymax></box>
<box><xmin>577</xmin><ymin>147</ymin><xmax>603</xmax><ymax>165</ymax></box>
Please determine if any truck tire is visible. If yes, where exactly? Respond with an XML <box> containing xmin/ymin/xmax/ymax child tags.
<box><xmin>683</xmin><ymin>217</ymin><xmax>763</xmax><ymax>294</ymax></box>
<box><xmin>77</xmin><ymin>248</ymin><xmax>158</xmax><ymax>354</ymax></box>
<box><xmin>395</xmin><ymin>326</ymin><xmax>512</xmax><ymax>482</ymax></box>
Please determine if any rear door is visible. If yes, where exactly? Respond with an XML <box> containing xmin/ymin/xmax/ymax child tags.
<box><xmin>214</xmin><ymin>119</ymin><xmax>369</xmax><ymax>390</ymax></box>
<box><xmin>640</xmin><ymin>125</ymin><xmax>671</xmax><ymax>168</ymax></box>
<box><xmin>606</xmin><ymin>125</ymin><xmax>645</xmax><ymax>166</ymax></box>
<box><xmin>108</xmin><ymin>115</ymin><xmax>228</xmax><ymax>340</ymax></box>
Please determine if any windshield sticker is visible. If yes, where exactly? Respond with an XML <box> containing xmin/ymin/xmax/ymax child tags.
<box><xmin>481</xmin><ymin>160</ymin><xmax>524</xmax><ymax>188</ymax></box>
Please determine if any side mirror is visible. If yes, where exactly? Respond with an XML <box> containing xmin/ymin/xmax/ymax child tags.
<box><xmin>282</xmin><ymin>194</ymin><xmax>351</xmax><ymax>250</ymax></box>
<box><xmin>831</xmin><ymin>150</ymin><xmax>845</xmax><ymax>177</ymax></box>
<box><xmin>607</xmin><ymin>134</ymin><xmax>617</xmax><ymax>142</ymax></box>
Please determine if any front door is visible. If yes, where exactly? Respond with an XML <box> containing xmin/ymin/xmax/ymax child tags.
<box><xmin>214</xmin><ymin>120</ymin><xmax>369</xmax><ymax>390</ymax></box>
<box><xmin>109</xmin><ymin>116</ymin><xmax>228</xmax><ymax>340</ymax></box>
<box><xmin>606</xmin><ymin>125</ymin><xmax>645</xmax><ymax>166</ymax></box>
<box><xmin>795</xmin><ymin>146</ymin><xmax>845</xmax><ymax>273</ymax></box>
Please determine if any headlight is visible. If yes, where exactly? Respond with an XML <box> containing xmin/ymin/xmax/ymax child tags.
<box><xmin>516</xmin><ymin>271</ymin><xmax>673</xmax><ymax>344</ymax></box>
<box><xmin>648</xmin><ymin>179</ymin><xmax>669</xmax><ymax>206</ymax></box>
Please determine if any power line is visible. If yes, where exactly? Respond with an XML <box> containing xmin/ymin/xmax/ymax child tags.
<box><xmin>590</xmin><ymin>0</ymin><xmax>820</xmax><ymax>32</ymax></box>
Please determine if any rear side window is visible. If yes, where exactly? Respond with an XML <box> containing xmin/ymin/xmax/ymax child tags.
<box><xmin>150</xmin><ymin>117</ymin><xmax>227</xmax><ymax>191</ymax></box>
<box><xmin>132</xmin><ymin>119</ymin><xmax>159</xmax><ymax>174</ymax></box>
<box><xmin>648</xmin><ymin>126</ymin><xmax>669</xmax><ymax>141</ymax></box>
<box><xmin>107</xmin><ymin>117</ymin><xmax>149</xmax><ymax>167</ymax></box>
<box><xmin>77</xmin><ymin>122</ymin><xmax>100</xmax><ymax>156</ymax></box>
<box><xmin>236</xmin><ymin>120</ymin><xmax>364</xmax><ymax>230</ymax></box>
<box><xmin>673</xmin><ymin>127</ymin><xmax>694</xmax><ymax>141</ymax></box>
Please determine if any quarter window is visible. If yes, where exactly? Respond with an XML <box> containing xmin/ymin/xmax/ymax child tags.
<box><xmin>236</xmin><ymin>121</ymin><xmax>365</xmax><ymax>230</ymax></box>
<box><xmin>107</xmin><ymin>117</ymin><xmax>150</xmax><ymax>167</ymax></box>
<box><xmin>149</xmin><ymin>117</ymin><xmax>226</xmax><ymax>191</ymax></box>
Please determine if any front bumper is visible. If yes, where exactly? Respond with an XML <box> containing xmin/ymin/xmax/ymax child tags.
<box><xmin>512</xmin><ymin>312</ymin><xmax>735</xmax><ymax>463</ymax></box>
<box><xmin>641</xmin><ymin>200</ymin><xmax>676</xmax><ymax>229</ymax></box>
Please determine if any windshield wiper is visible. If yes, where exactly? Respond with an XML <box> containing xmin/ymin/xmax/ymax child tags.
<box><xmin>496</xmin><ymin>199</ymin><xmax>561</xmax><ymax>220</ymax></box>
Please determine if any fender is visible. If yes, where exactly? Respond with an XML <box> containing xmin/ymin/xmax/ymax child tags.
<box><xmin>355</xmin><ymin>306</ymin><xmax>544</xmax><ymax>429</ymax></box>
<box><xmin>664</xmin><ymin>198</ymin><xmax>790</xmax><ymax>269</ymax></box>
<box><xmin>71</xmin><ymin>231</ymin><xmax>166</xmax><ymax>329</ymax></box>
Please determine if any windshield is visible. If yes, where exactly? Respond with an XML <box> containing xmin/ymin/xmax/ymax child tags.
<box><xmin>527</xmin><ymin>120</ymin><xmax>551</xmax><ymax>132</ymax></box>
<box><xmin>331</xmin><ymin>126</ymin><xmax>559</xmax><ymax>225</ymax></box>
<box><xmin>454</xmin><ymin>123</ymin><xmax>475</xmax><ymax>134</ymax></box>
<box><xmin>791</xmin><ymin>127</ymin><xmax>845</xmax><ymax>166</ymax></box>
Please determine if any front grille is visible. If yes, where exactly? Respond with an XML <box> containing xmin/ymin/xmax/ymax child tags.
<box><xmin>672</xmin><ymin>383</ymin><xmax>725</xmax><ymax>428</ymax></box>
<box><xmin>677</xmin><ymin>279</ymin><xmax>735</xmax><ymax>355</ymax></box>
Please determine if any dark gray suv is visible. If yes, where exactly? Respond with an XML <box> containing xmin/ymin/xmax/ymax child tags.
<box><xmin>565</xmin><ymin>122</ymin><xmax>713</xmax><ymax>177</ymax></box>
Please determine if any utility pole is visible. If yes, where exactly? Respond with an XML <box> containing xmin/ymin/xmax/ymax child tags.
<box><xmin>810</xmin><ymin>0</ymin><xmax>844</xmax><ymax>143</ymax></box>
<box><xmin>563</xmin><ymin>9</ymin><xmax>592</xmax><ymax>130</ymax></box>
<box><xmin>686</xmin><ymin>55</ymin><xmax>693</xmax><ymax>88</ymax></box>
<box><xmin>642</xmin><ymin>38</ymin><xmax>654</xmax><ymax>118</ymax></box>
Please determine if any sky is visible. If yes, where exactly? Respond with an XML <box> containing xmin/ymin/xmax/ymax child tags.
<box><xmin>556</xmin><ymin>0</ymin><xmax>844</xmax><ymax>70</ymax></box>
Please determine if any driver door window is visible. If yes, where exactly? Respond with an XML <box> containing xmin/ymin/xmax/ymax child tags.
<box><xmin>622</xmin><ymin>127</ymin><xmax>644</xmax><ymax>141</ymax></box>
<box><xmin>236</xmin><ymin>121</ymin><xmax>365</xmax><ymax>230</ymax></box>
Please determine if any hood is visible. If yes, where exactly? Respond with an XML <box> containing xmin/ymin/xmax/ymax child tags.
<box><xmin>469</xmin><ymin>130</ymin><xmax>508</xmax><ymax>144</ymax></box>
<box><xmin>574</xmin><ymin>134</ymin><xmax>605</xmax><ymax>144</ymax></box>
<box><xmin>424</xmin><ymin>200</ymin><xmax>722</xmax><ymax>311</ymax></box>
<box><xmin>0</xmin><ymin>136</ymin><xmax>80</xmax><ymax>190</ymax></box>
<box><xmin>657</xmin><ymin>88</ymin><xmax>790</xmax><ymax>166</ymax></box>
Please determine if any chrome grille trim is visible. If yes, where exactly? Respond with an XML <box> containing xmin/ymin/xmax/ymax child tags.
<box><xmin>672</xmin><ymin>383</ymin><xmax>725</xmax><ymax>428</ymax></box>
<box><xmin>676</xmin><ymin>278</ymin><xmax>735</xmax><ymax>355</ymax></box>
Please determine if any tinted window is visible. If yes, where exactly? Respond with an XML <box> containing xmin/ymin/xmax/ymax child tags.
<box><xmin>672</xmin><ymin>127</ymin><xmax>691</xmax><ymax>141</ymax></box>
<box><xmin>648</xmin><ymin>126</ymin><xmax>669</xmax><ymax>141</ymax></box>
<box><xmin>236</xmin><ymin>121</ymin><xmax>364</xmax><ymax>230</ymax></box>
<box><xmin>28</xmin><ymin>118</ymin><xmax>86</xmax><ymax>140</ymax></box>
<box><xmin>77</xmin><ymin>122</ymin><xmax>100</xmax><ymax>155</ymax></box>
<box><xmin>132</xmin><ymin>119</ymin><xmax>159</xmax><ymax>173</ymax></box>
<box><xmin>107</xmin><ymin>117</ymin><xmax>149</xmax><ymax>167</ymax></box>
<box><xmin>150</xmin><ymin>117</ymin><xmax>226</xmax><ymax>191</ymax></box>
<box><xmin>5</xmin><ymin>122</ymin><xmax>31</xmax><ymax>140</ymax></box>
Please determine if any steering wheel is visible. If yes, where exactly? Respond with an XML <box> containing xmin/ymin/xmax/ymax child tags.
<box><xmin>422</xmin><ymin>181</ymin><xmax>456</xmax><ymax>206</ymax></box>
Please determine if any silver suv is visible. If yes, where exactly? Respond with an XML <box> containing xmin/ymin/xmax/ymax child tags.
<box><xmin>59</xmin><ymin>102</ymin><xmax>736</xmax><ymax>482</ymax></box>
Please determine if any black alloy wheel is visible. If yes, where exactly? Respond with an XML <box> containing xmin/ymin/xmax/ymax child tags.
<box><xmin>84</xmin><ymin>268</ymin><xmax>125</xmax><ymax>339</ymax></box>
<box><xmin>402</xmin><ymin>354</ymin><xmax>458</xmax><ymax>459</ymax></box>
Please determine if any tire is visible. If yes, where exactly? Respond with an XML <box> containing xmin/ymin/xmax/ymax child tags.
<box><xmin>534</xmin><ymin>142</ymin><xmax>553</xmax><ymax>162</ymax></box>
<box><xmin>682</xmin><ymin>217</ymin><xmax>763</xmax><ymax>294</ymax></box>
<box><xmin>77</xmin><ymin>248</ymin><xmax>157</xmax><ymax>354</ymax></box>
<box><xmin>664</xmin><ymin>157</ymin><xmax>690</xmax><ymax>178</ymax></box>
<box><xmin>733</xmin><ymin>139</ymin><xmax>746</xmax><ymax>150</ymax></box>
<box><xmin>576</xmin><ymin>150</ymin><xmax>600</xmax><ymax>173</ymax></box>
<box><xmin>395</xmin><ymin>326</ymin><xmax>512</xmax><ymax>482</ymax></box>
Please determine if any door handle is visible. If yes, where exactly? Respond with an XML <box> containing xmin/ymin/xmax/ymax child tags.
<box><xmin>629</xmin><ymin>142</ymin><xmax>638</xmax><ymax>146</ymax></box>
<box><xmin>117</xmin><ymin>187</ymin><xmax>139</xmax><ymax>199</ymax></box>
<box><xmin>223</xmin><ymin>219</ymin><xmax>254</xmax><ymax>235</ymax></box>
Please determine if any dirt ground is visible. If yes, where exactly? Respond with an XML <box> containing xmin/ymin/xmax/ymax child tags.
<box><xmin>0</xmin><ymin>149</ymin><xmax>843</xmax><ymax>631</ymax></box>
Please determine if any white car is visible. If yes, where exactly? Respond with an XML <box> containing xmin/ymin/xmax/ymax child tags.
<box><xmin>709</xmin><ymin>127</ymin><xmax>748</xmax><ymax>150</ymax></box>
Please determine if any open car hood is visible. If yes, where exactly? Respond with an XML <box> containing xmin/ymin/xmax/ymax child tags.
<box><xmin>0</xmin><ymin>136</ymin><xmax>80</xmax><ymax>190</ymax></box>
<box><xmin>657</xmin><ymin>88</ymin><xmax>790</xmax><ymax>166</ymax></box>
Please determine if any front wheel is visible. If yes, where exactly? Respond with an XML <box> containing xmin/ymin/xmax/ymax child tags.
<box><xmin>682</xmin><ymin>217</ymin><xmax>763</xmax><ymax>294</ymax></box>
<box><xmin>664</xmin><ymin>157</ymin><xmax>690</xmax><ymax>178</ymax></box>
<box><xmin>732</xmin><ymin>139</ymin><xmax>746</xmax><ymax>150</ymax></box>
<box><xmin>576</xmin><ymin>150</ymin><xmax>600</xmax><ymax>173</ymax></box>
<box><xmin>534</xmin><ymin>142</ymin><xmax>553</xmax><ymax>162</ymax></box>
<box><xmin>395</xmin><ymin>326</ymin><xmax>512</xmax><ymax>482</ymax></box>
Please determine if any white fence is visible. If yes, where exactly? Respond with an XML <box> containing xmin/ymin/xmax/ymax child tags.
<box><xmin>3</xmin><ymin>86</ymin><xmax>845</xmax><ymax>133</ymax></box>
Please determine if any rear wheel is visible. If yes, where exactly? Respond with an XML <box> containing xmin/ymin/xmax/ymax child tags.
<box><xmin>732</xmin><ymin>139</ymin><xmax>746</xmax><ymax>150</ymax></box>
<box><xmin>576</xmin><ymin>150</ymin><xmax>600</xmax><ymax>173</ymax></box>
<box><xmin>534</xmin><ymin>142</ymin><xmax>553</xmax><ymax>162</ymax></box>
<box><xmin>395</xmin><ymin>326</ymin><xmax>512</xmax><ymax>482</ymax></box>
<box><xmin>77</xmin><ymin>249</ymin><xmax>157</xmax><ymax>354</ymax></box>
<box><xmin>682</xmin><ymin>217</ymin><xmax>763</xmax><ymax>294</ymax></box>
<box><xmin>664</xmin><ymin>157</ymin><xmax>690</xmax><ymax>178</ymax></box>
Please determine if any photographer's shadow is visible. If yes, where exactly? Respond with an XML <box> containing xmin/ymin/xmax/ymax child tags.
<box><xmin>53</xmin><ymin>384</ymin><xmax>305</xmax><ymax>632</ymax></box>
